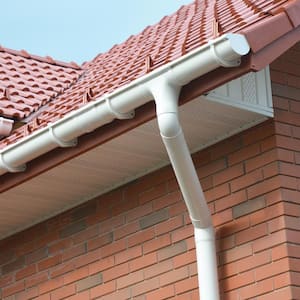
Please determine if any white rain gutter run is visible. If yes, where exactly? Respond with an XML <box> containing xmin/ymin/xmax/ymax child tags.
<box><xmin>0</xmin><ymin>34</ymin><xmax>250</xmax><ymax>299</ymax></box>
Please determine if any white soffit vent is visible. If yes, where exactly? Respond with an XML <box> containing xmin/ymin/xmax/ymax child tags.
<box><xmin>206</xmin><ymin>67</ymin><xmax>273</xmax><ymax>117</ymax></box>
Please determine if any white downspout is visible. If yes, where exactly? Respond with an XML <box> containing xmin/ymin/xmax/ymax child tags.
<box><xmin>148</xmin><ymin>76</ymin><xmax>219</xmax><ymax>300</ymax></box>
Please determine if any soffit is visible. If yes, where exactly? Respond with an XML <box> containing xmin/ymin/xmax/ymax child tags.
<box><xmin>0</xmin><ymin>69</ymin><xmax>273</xmax><ymax>239</ymax></box>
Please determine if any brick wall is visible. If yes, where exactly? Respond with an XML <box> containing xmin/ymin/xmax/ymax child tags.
<box><xmin>0</xmin><ymin>43</ymin><xmax>299</xmax><ymax>300</ymax></box>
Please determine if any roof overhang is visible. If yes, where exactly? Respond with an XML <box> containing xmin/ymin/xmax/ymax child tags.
<box><xmin>0</xmin><ymin>67</ymin><xmax>273</xmax><ymax>239</ymax></box>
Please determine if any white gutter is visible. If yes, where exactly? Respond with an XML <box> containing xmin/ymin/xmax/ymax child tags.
<box><xmin>0</xmin><ymin>33</ymin><xmax>250</xmax><ymax>299</ymax></box>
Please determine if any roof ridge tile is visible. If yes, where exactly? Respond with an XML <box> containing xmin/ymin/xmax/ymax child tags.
<box><xmin>0</xmin><ymin>46</ymin><xmax>82</xmax><ymax>70</ymax></box>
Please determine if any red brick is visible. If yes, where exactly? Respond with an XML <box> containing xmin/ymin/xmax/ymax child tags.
<box><xmin>143</xmin><ymin>234</ymin><xmax>171</xmax><ymax>254</ymax></box>
<box><xmin>138</xmin><ymin>183</ymin><xmax>167</xmax><ymax>204</ymax></box>
<box><xmin>258</xmin><ymin>287</ymin><xmax>293</xmax><ymax>300</ymax></box>
<box><xmin>0</xmin><ymin>274</ymin><xmax>13</xmax><ymax>288</ymax></box>
<box><xmin>39</xmin><ymin>277</ymin><xmax>64</xmax><ymax>294</ymax></box>
<box><xmin>72</xmin><ymin>225</ymin><xmax>99</xmax><ymax>244</ymax></box>
<box><xmin>256</xmin><ymin>257</ymin><xmax>290</xmax><ymax>281</ymax></box>
<box><xmin>272</xmin><ymin>243</ymin><xmax>289</xmax><ymax>261</ymax></box>
<box><xmin>276</xmin><ymin>134</ymin><xmax>300</xmax><ymax>152</ymax></box>
<box><xmin>174</xmin><ymin>276</ymin><xmax>198</xmax><ymax>295</ymax></box>
<box><xmin>171</xmin><ymin>225</ymin><xmax>193</xmax><ymax>243</ymax></box>
<box><xmin>87</xmin><ymin>232</ymin><xmax>113</xmax><ymax>251</ymax></box>
<box><xmin>144</xmin><ymin>259</ymin><xmax>173</xmax><ymax>279</ymax></box>
<box><xmin>62</xmin><ymin>244</ymin><xmax>86</xmax><ymax>262</ymax></box>
<box><xmin>233</xmin><ymin>196</ymin><xmax>266</xmax><ymax>219</ymax></box>
<box><xmin>51</xmin><ymin>284</ymin><xmax>76</xmax><ymax>300</ymax></box>
<box><xmin>115</xmin><ymin>245</ymin><xmax>142</xmax><ymax>265</ymax></box>
<box><xmin>101</xmin><ymin>288</ymin><xmax>131</xmax><ymax>300</ymax></box>
<box><xmin>213</xmin><ymin>163</ymin><xmax>244</xmax><ymax>186</ymax></box>
<box><xmin>98</xmin><ymin>215</ymin><xmax>124</xmax><ymax>235</ymax></box>
<box><xmin>128</xmin><ymin>227</ymin><xmax>155</xmax><ymax>247</ymax></box>
<box><xmin>159</xmin><ymin>266</ymin><xmax>189</xmax><ymax>286</ymax></box>
<box><xmin>275</xmin><ymin>109</ymin><xmax>300</xmax><ymax>126</ymax></box>
<box><xmin>153</xmin><ymin>191</ymin><xmax>182</xmax><ymax>211</ymax></box>
<box><xmin>116</xmin><ymin>270</ymin><xmax>143</xmax><ymax>289</ymax></box>
<box><xmin>67</xmin><ymin>290</ymin><xmax>90</xmax><ymax>300</ymax></box>
<box><xmin>89</xmin><ymin>256</ymin><xmax>114</xmax><ymax>275</ymax></box>
<box><xmin>15</xmin><ymin>286</ymin><xmax>38</xmax><ymax>300</ymax></box>
<box><xmin>169</xmin><ymin>201</ymin><xmax>187</xmax><ymax>217</ymax></box>
<box><xmin>51</xmin><ymin>261</ymin><xmax>75</xmax><ymax>278</ymax></box>
<box><xmin>90</xmin><ymin>280</ymin><xmax>116</xmax><ymax>299</ymax></box>
<box><xmin>63</xmin><ymin>266</ymin><xmax>89</xmax><ymax>285</ymax></box>
<box><xmin>270</xmin><ymin>70</ymin><xmax>287</xmax><ymax>85</ymax></box>
<box><xmin>221</xmin><ymin>244</ymin><xmax>252</xmax><ymax>264</ymax></box>
<box><xmin>72</xmin><ymin>249</ymin><xmax>102</xmax><ymax>268</ymax></box>
<box><xmin>2</xmin><ymin>281</ymin><xmax>25</xmax><ymax>297</ymax></box>
<box><xmin>274</xmin><ymin>121</ymin><xmax>292</xmax><ymax>136</ymax></box>
<box><xmin>211</xmin><ymin>136</ymin><xmax>243</xmax><ymax>159</ymax></box>
<box><xmin>243</xmin><ymin>121</ymin><xmax>274</xmax><ymax>145</ymax></box>
<box><xmin>237</xmin><ymin>250</ymin><xmax>272</xmax><ymax>272</ymax></box>
<box><xmin>146</xmin><ymin>284</ymin><xmax>175</xmax><ymax>300</ymax></box>
<box><xmin>155</xmin><ymin>215</ymin><xmax>183</xmax><ymax>236</ymax></box>
<box><xmin>129</xmin><ymin>252</ymin><xmax>157</xmax><ymax>272</ymax></box>
<box><xmin>197</xmin><ymin>158</ymin><xmax>227</xmax><ymax>178</ymax></box>
<box><xmin>76</xmin><ymin>273</ymin><xmax>103</xmax><ymax>292</ymax></box>
<box><xmin>38</xmin><ymin>255</ymin><xmax>61</xmax><ymax>271</ymax></box>
<box><xmin>132</xmin><ymin>277</ymin><xmax>159</xmax><ymax>297</ymax></box>
<box><xmin>228</xmin><ymin>143</ymin><xmax>260</xmax><ymax>166</ymax></box>
<box><xmin>101</xmin><ymin>239</ymin><xmax>126</xmax><ymax>258</ymax></box>
<box><xmin>245</xmin><ymin>149</ymin><xmax>278</xmax><ymax>172</ymax></box>
<box><xmin>139</xmin><ymin>209</ymin><xmax>169</xmax><ymax>229</ymax></box>
<box><xmin>114</xmin><ymin>221</ymin><xmax>140</xmax><ymax>240</ymax></box>
<box><xmin>239</xmin><ymin>277</ymin><xmax>273</xmax><ymax>299</ymax></box>
<box><xmin>102</xmin><ymin>262</ymin><xmax>129</xmax><ymax>282</ymax></box>
<box><xmin>205</xmin><ymin>183</ymin><xmax>230</xmax><ymax>202</ymax></box>
<box><xmin>213</xmin><ymin>209</ymin><xmax>232</xmax><ymax>227</ymax></box>
<box><xmin>15</xmin><ymin>264</ymin><xmax>37</xmax><ymax>280</ymax></box>
<box><xmin>253</xmin><ymin>230</ymin><xmax>287</xmax><ymax>253</ymax></box>
<box><xmin>158</xmin><ymin>241</ymin><xmax>187</xmax><ymax>261</ymax></box>
<box><xmin>173</xmin><ymin>250</ymin><xmax>196</xmax><ymax>268</ymax></box>
<box><xmin>247</xmin><ymin>176</ymin><xmax>281</xmax><ymax>199</ymax></box>
<box><xmin>235</xmin><ymin>223</ymin><xmax>268</xmax><ymax>245</ymax></box>
<box><xmin>273</xmin><ymin>272</ymin><xmax>290</xmax><ymax>289</ymax></box>
<box><xmin>25</xmin><ymin>271</ymin><xmax>48</xmax><ymax>288</ymax></box>
<box><xmin>215</xmin><ymin>190</ymin><xmax>247</xmax><ymax>212</ymax></box>
<box><xmin>222</xmin><ymin>270</ymin><xmax>255</xmax><ymax>291</ymax></box>
<box><xmin>48</xmin><ymin>238</ymin><xmax>72</xmax><ymax>254</ymax></box>
<box><xmin>231</xmin><ymin>169</ymin><xmax>263</xmax><ymax>192</ymax></box>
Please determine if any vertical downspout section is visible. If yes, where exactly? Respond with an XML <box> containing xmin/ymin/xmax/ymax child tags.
<box><xmin>149</xmin><ymin>77</ymin><xmax>219</xmax><ymax>300</ymax></box>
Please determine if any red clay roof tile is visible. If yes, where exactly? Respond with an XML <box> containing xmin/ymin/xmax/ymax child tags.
<box><xmin>0</xmin><ymin>0</ymin><xmax>299</xmax><ymax>148</ymax></box>
<box><xmin>0</xmin><ymin>47</ymin><xmax>82</xmax><ymax>122</ymax></box>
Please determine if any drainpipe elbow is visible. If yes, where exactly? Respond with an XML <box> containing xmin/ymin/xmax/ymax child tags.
<box><xmin>157</xmin><ymin>112</ymin><xmax>181</xmax><ymax>139</ymax></box>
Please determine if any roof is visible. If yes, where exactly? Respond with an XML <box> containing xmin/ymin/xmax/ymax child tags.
<box><xmin>1</xmin><ymin>0</ymin><xmax>299</xmax><ymax>149</ymax></box>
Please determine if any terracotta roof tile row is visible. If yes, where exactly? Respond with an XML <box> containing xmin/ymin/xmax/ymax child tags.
<box><xmin>0</xmin><ymin>0</ymin><xmax>297</xmax><ymax>148</ymax></box>
<box><xmin>0</xmin><ymin>47</ymin><xmax>83</xmax><ymax>121</ymax></box>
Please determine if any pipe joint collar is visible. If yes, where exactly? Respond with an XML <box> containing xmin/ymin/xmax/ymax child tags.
<box><xmin>194</xmin><ymin>225</ymin><xmax>215</xmax><ymax>242</ymax></box>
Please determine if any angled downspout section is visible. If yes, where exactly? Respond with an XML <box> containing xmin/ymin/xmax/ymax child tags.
<box><xmin>147</xmin><ymin>35</ymin><xmax>250</xmax><ymax>300</ymax></box>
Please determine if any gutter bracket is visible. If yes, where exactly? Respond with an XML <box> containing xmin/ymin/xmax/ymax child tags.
<box><xmin>49</xmin><ymin>127</ymin><xmax>77</xmax><ymax>148</ymax></box>
<box><xmin>0</xmin><ymin>154</ymin><xmax>26</xmax><ymax>173</ymax></box>
<box><xmin>105</xmin><ymin>96</ymin><xmax>135</xmax><ymax>119</ymax></box>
